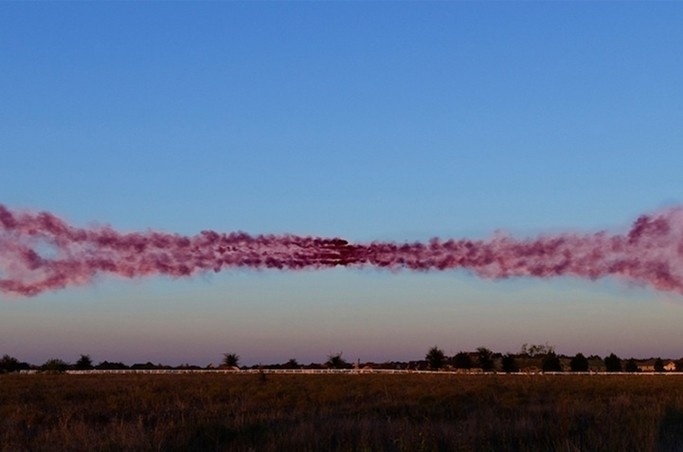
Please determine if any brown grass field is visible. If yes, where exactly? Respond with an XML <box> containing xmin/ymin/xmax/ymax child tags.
<box><xmin>2</xmin><ymin>372</ymin><xmax>683</xmax><ymax>451</ymax></box>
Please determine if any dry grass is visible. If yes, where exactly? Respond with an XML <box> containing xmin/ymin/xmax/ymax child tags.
<box><xmin>2</xmin><ymin>373</ymin><xmax>683</xmax><ymax>451</ymax></box>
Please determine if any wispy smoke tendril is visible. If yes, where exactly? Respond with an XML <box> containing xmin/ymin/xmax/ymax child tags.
<box><xmin>1</xmin><ymin>204</ymin><xmax>682</xmax><ymax>297</ymax></box>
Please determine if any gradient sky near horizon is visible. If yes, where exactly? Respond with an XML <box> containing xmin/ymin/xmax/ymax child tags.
<box><xmin>2</xmin><ymin>3</ymin><xmax>683</xmax><ymax>366</ymax></box>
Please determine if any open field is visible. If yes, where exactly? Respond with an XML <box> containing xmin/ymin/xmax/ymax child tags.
<box><xmin>2</xmin><ymin>373</ymin><xmax>683</xmax><ymax>451</ymax></box>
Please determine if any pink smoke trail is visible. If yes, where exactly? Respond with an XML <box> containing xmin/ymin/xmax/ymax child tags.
<box><xmin>1</xmin><ymin>204</ymin><xmax>682</xmax><ymax>297</ymax></box>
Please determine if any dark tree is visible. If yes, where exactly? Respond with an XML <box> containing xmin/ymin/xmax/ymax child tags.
<box><xmin>426</xmin><ymin>346</ymin><xmax>446</xmax><ymax>370</ymax></box>
<box><xmin>282</xmin><ymin>358</ymin><xmax>300</xmax><ymax>369</ymax></box>
<box><xmin>222</xmin><ymin>353</ymin><xmax>240</xmax><ymax>368</ymax></box>
<box><xmin>542</xmin><ymin>352</ymin><xmax>563</xmax><ymax>372</ymax></box>
<box><xmin>75</xmin><ymin>354</ymin><xmax>93</xmax><ymax>370</ymax></box>
<box><xmin>520</xmin><ymin>342</ymin><xmax>554</xmax><ymax>357</ymax></box>
<box><xmin>604</xmin><ymin>353</ymin><xmax>622</xmax><ymax>372</ymax></box>
<box><xmin>501</xmin><ymin>353</ymin><xmax>519</xmax><ymax>373</ymax></box>
<box><xmin>570</xmin><ymin>353</ymin><xmax>589</xmax><ymax>372</ymax></box>
<box><xmin>95</xmin><ymin>361</ymin><xmax>129</xmax><ymax>370</ymax></box>
<box><xmin>655</xmin><ymin>358</ymin><xmax>665</xmax><ymax>372</ymax></box>
<box><xmin>477</xmin><ymin>347</ymin><xmax>495</xmax><ymax>371</ymax></box>
<box><xmin>326</xmin><ymin>352</ymin><xmax>350</xmax><ymax>369</ymax></box>
<box><xmin>452</xmin><ymin>351</ymin><xmax>473</xmax><ymax>369</ymax></box>
<box><xmin>0</xmin><ymin>355</ymin><xmax>20</xmax><ymax>373</ymax></box>
<box><xmin>132</xmin><ymin>362</ymin><xmax>165</xmax><ymax>370</ymax></box>
<box><xmin>624</xmin><ymin>359</ymin><xmax>640</xmax><ymax>373</ymax></box>
<box><xmin>41</xmin><ymin>358</ymin><xmax>69</xmax><ymax>373</ymax></box>
<box><xmin>676</xmin><ymin>359</ymin><xmax>683</xmax><ymax>372</ymax></box>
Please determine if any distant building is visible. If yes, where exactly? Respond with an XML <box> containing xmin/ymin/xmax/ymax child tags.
<box><xmin>638</xmin><ymin>360</ymin><xmax>656</xmax><ymax>372</ymax></box>
<box><xmin>664</xmin><ymin>361</ymin><xmax>677</xmax><ymax>372</ymax></box>
<box><xmin>637</xmin><ymin>359</ymin><xmax>677</xmax><ymax>372</ymax></box>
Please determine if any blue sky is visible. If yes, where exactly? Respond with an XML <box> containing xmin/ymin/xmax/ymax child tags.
<box><xmin>2</xmin><ymin>3</ymin><xmax>683</xmax><ymax>366</ymax></box>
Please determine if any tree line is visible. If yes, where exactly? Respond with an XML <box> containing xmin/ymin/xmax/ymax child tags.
<box><xmin>424</xmin><ymin>344</ymin><xmax>683</xmax><ymax>373</ymax></box>
<box><xmin>2</xmin><ymin>345</ymin><xmax>682</xmax><ymax>374</ymax></box>
<box><xmin>0</xmin><ymin>352</ymin><xmax>350</xmax><ymax>374</ymax></box>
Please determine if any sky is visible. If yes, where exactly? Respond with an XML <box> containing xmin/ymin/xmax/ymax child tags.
<box><xmin>1</xmin><ymin>2</ymin><xmax>683</xmax><ymax>366</ymax></box>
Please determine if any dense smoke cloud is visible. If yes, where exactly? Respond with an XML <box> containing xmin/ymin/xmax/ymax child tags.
<box><xmin>1</xmin><ymin>204</ymin><xmax>682</xmax><ymax>297</ymax></box>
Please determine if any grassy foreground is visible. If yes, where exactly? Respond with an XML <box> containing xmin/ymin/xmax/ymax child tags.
<box><xmin>2</xmin><ymin>373</ymin><xmax>683</xmax><ymax>451</ymax></box>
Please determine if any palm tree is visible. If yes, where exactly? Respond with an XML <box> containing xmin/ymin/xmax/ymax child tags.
<box><xmin>222</xmin><ymin>353</ymin><xmax>240</xmax><ymax>368</ymax></box>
